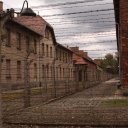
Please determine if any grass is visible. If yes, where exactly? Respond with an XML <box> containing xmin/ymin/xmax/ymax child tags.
<box><xmin>2</xmin><ymin>87</ymin><xmax>48</xmax><ymax>101</ymax></box>
<box><xmin>2</xmin><ymin>91</ymin><xmax>24</xmax><ymax>100</ymax></box>
<box><xmin>101</xmin><ymin>99</ymin><xmax>128</xmax><ymax>107</ymax></box>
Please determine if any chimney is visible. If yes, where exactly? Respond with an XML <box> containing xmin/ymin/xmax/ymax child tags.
<box><xmin>0</xmin><ymin>1</ymin><xmax>3</xmax><ymax>12</ymax></box>
<box><xmin>70</xmin><ymin>47</ymin><xmax>79</xmax><ymax>53</ymax></box>
<box><xmin>84</xmin><ymin>52</ymin><xmax>88</xmax><ymax>57</ymax></box>
<box><xmin>79</xmin><ymin>50</ymin><xmax>84</xmax><ymax>57</ymax></box>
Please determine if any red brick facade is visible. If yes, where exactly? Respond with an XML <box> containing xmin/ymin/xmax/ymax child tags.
<box><xmin>114</xmin><ymin>0</ymin><xmax>128</xmax><ymax>86</ymax></box>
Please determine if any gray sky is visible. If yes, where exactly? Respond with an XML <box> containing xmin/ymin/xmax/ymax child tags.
<box><xmin>2</xmin><ymin>0</ymin><xmax>117</xmax><ymax>59</ymax></box>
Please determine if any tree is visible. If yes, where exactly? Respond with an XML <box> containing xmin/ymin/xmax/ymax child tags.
<box><xmin>100</xmin><ymin>53</ymin><xmax>119</xmax><ymax>74</ymax></box>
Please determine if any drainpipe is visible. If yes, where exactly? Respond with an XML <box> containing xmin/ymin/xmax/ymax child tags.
<box><xmin>116</xmin><ymin>23</ymin><xmax>121</xmax><ymax>83</ymax></box>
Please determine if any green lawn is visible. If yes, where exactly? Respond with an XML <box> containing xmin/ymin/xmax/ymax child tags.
<box><xmin>101</xmin><ymin>99</ymin><xmax>128</xmax><ymax>107</ymax></box>
<box><xmin>2</xmin><ymin>87</ymin><xmax>48</xmax><ymax>101</ymax></box>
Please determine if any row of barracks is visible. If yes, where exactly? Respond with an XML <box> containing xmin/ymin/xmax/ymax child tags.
<box><xmin>0</xmin><ymin>1</ymin><xmax>112</xmax><ymax>92</ymax></box>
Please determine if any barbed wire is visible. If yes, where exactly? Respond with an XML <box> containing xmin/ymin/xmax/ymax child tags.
<box><xmin>41</xmin><ymin>8</ymin><xmax>114</xmax><ymax>17</ymax></box>
<box><xmin>30</xmin><ymin>0</ymin><xmax>109</xmax><ymax>9</ymax></box>
<box><xmin>32</xmin><ymin>3</ymin><xmax>113</xmax><ymax>11</ymax></box>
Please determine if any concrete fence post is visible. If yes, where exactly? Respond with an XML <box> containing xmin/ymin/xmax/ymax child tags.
<box><xmin>24</xmin><ymin>58</ymin><xmax>31</xmax><ymax>108</ymax></box>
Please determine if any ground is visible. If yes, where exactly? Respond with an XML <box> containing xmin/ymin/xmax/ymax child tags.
<box><xmin>3</xmin><ymin>78</ymin><xmax>128</xmax><ymax>127</ymax></box>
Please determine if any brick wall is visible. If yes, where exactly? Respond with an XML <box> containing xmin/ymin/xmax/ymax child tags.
<box><xmin>119</xmin><ymin>0</ymin><xmax>128</xmax><ymax>86</ymax></box>
<box><xmin>0</xmin><ymin>13</ymin><xmax>42</xmax><ymax>90</ymax></box>
<box><xmin>0</xmin><ymin>13</ymin><xmax>74</xmax><ymax>90</ymax></box>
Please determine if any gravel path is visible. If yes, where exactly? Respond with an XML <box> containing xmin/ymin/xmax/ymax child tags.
<box><xmin>4</xmin><ymin>78</ymin><xmax>128</xmax><ymax>127</ymax></box>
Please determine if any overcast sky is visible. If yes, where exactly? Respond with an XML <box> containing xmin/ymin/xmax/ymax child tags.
<box><xmin>2</xmin><ymin>0</ymin><xmax>117</xmax><ymax>59</ymax></box>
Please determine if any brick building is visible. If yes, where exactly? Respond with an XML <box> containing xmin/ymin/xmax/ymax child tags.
<box><xmin>94</xmin><ymin>59</ymin><xmax>102</xmax><ymax>66</ymax></box>
<box><xmin>70</xmin><ymin>47</ymin><xmax>102</xmax><ymax>89</ymax></box>
<box><xmin>0</xmin><ymin>1</ymin><xmax>74</xmax><ymax>91</ymax></box>
<box><xmin>0</xmin><ymin>2</ymin><xmax>42</xmax><ymax>90</ymax></box>
<box><xmin>0</xmin><ymin>0</ymin><xmax>112</xmax><ymax>93</ymax></box>
<box><xmin>113</xmin><ymin>0</ymin><xmax>128</xmax><ymax>86</ymax></box>
<box><xmin>14</xmin><ymin>6</ymin><xmax>74</xmax><ymax>89</ymax></box>
<box><xmin>55</xmin><ymin>43</ymin><xmax>74</xmax><ymax>93</ymax></box>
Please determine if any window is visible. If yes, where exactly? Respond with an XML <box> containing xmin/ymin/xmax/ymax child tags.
<box><xmin>63</xmin><ymin>52</ymin><xmax>65</xmax><ymax>62</ymax></box>
<box><xmin>66</xmin><ymin>53</ymin><xmax>68</xmax><ymax>63</ymax></box>
<box><xmin>63</xmin><ymin>68</ymin><xmax>65</xmax><ymax>78</ymax></box>
<box><xmin>45</xmin><ymin>29</ymin><xmax>49</xmax><ymax>39</ymax></box>
<box><xmin>47</xmin><ymin>65</ymin><xmax>49</xmax><ymax>80</ymax></box>
<box><xmin>42</xmin><ymin>65</ymin><xmax>45</xmax><ymax>79</ymax></box>
<box><xmin>56</xmin><ymin>67</ymin><xmax>58</xmax><ymax>80</ymax></box>
<box><xmin>16</xmin><ymin>32</ymin><xmax>21</xmax><ymax>50</ymax></box>
<box><xmin>58</xmin><ymin>49</ymin><xmax>60</xmax><ymax>60</ymax></box>
<box><xmin>45</xmin><ymin>65</ymin><xmax>49</xmax><ymax>80</ymax></box>
<box><xmin>17</xmin><ymin>61</ymin><xmax>21</xmax><ymax>79</ymax></box>
<box><xmin>34</xmin><ymin>39</ymin><xmax>37</xmax><ymax>53</ymax></box>
<box><xmin>50</xmin><ymin>66</ymin><xmax>53</xmax><ymax>79</ymax></box>
<box><xmin>56</xmin><ymin>49</ymin><xmax>58</xmax><ymax>60</ymax></box>
<box><xmin>63</xmin><ymin>68</ymin><xmax>64</xmax><ymax>79</ymax></box>
<box><xmin>73</xmin><ymin>70</ymin><xmax>76</xmax><ymax>81</ymax></box>
<box><xmin>50</xmin><ymin>46</ymin><xmax>52</xmax><ymax>58</ymax></box>
<box><xmin>64</xmin><ymin>53</ymin><xmax>66</xmax><ymax>62</ymax></box>
<box><xmin>6</xmin><ymin>59</ymin><xmax>11</xmax><ymax>79</ymax></box>
<box><xmin>67</xmin><ymin>54</ymin><xmax>69</xmax><ymax>63</ymax></box>
<box><xmin>42</xmin><ymin>43</ymin><xmax>44</xmax><ymax>56</ymax></box>
<box><xmin>60</xmin><ymin>50</ymin><xmax>61</xmax><ymax>61</ymax></box>
<box><xmin>70</xmin><ymin>69</ymin><xmax>72</xmax><ymax>80</ymax></box>
<box><xmin>26</xmin><ymin>36</ymin><xmax>30</xmax><ymax>52</ymax></box>
<box><xmin>79</xmin><ymin>70</ymin><xmax>82</xmax><ymax>82</ymax></box>
<box><xmin>6</xmin><ymin>29</ymin><xmax>11</xmax><ymax>47</ymax></box>
<box><xmin>34</xmin><ymin>63</ymin><xmax>37</xmax><ymax>78</ymax></box>
<box><xmin>46</xmin><ymin>45</ymin><xmax>48</xmax><ymax>57</ymax></box>
<box><xmin>60</xmin><ymin>67</ymin><xmax>61</xmax><ymax>80</ymax></box>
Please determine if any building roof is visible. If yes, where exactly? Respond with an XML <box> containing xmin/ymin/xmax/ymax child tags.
<box><xmin>74</xmin><ymin>58</ymin><xmax>87</xmax><ymax>65</ymax></box>
<box><xmin>13</xmin><ymin>15</ymin><xmax>46</xmax><ymax>36</ymax></box>
<box><xmin>70</xmin><ymin>47</ymin><xmax>96</xmax><ymax>65</ymax></box>
<box><xmin>13</xmin><ymin>15</ymin><xmax>57</xmax><ymax>44</ymax></box>
<box><xmin>9</xmin><ymin>19</ymin><xmax>42</xmax><ymax>36</ymax></box>
<box><xmin>56</xmin><ymin>43</ymin><xmax>73</xmax><ymax>54</ymax></box>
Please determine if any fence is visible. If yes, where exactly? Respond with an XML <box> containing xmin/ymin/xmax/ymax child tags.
<box><xmin>1</xmin><ymin>57</ymin><xmax>113</xmax><ymax>116</ymax></box>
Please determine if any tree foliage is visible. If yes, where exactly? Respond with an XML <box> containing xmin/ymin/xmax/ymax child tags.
<box><xmin>100</xmin><ymin>53</ymin><xmax>119</xmax><ymax>74</ymax></box>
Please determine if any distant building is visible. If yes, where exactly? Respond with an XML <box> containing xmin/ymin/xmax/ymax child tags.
<box><xmin>70</xmin><ymin>47</ymin><xmax>102</xmax><ymax>88</ymax></box>
<box><xmin>94</xmin><ymin>59</ymin><xmax>102</xmax><ymax>66</ymax></box>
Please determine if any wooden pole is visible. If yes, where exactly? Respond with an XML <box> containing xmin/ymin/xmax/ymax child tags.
<box><xmin>24</xmin><ymin>58</ymin><xmax>31</xmax><ymax>108</ymax></box>
<box><xmin>0</xmin><ymin>15</ymin><xmax>3</xmax><ymax>128</ymax></box>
